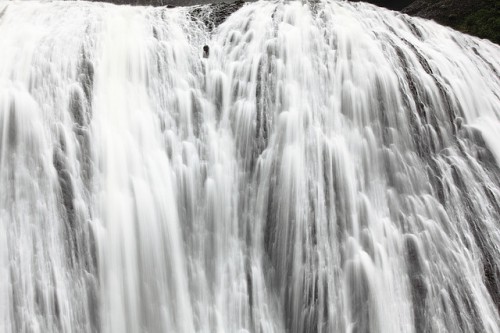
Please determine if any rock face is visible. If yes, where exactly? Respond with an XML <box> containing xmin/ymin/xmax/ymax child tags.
<box><xmin>403</xmin><ymin>0</ymin><xmax>499</xmax><ymax>44</ymax></box>
<box><xmin>189</xmin><ymin>0</ymin><xmax>245</xmax><ymax>30</ymax></box>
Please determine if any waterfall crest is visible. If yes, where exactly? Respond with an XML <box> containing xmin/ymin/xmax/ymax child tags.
<box><xmin>1</xmin><ymin>1</ymin><xmax>500</xmax><ymax>332</ymax></box>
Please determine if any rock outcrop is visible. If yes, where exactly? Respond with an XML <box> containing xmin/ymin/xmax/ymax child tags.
<box><xmin>189</xmin><ymin>0</ymin><xmax>245</xmax><ymax>31</ymax></box>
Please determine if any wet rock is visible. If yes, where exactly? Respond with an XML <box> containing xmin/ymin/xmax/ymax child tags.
<box><xmin>189</xmin><ymin>0</ymin><xmax>245</xmax><ymax>31</ymax></box>
<box><xmin>404</xmin><ymin>234</ymin><xmax>429</xmax><ymax>333</ymax></box>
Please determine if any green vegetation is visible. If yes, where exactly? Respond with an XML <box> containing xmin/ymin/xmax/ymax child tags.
<box><xmin>458</xmin><ymin>3</ymin><xmax>500</xmax><ymax>44</ymax></box>
<box><xmin>402</xmin><ymin>0</ymin><xmax>500</xmax><ymax>44</ymax></box>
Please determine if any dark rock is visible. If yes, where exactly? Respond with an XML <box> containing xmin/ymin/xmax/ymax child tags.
<box><xmin>189</xmin><ymin>0</ymin><xmax>245</xmax><ymax>31</ymax></box>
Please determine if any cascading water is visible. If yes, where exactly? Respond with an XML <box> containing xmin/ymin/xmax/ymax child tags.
<box><xmin>1</xmin><ymin>0</ymin><xmax>500</xmax><ymax>332</ymax></box>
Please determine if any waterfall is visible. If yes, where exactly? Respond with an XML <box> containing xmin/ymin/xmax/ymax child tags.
<box><xmin>1</xmin><ymin>1</ymin><xmax>500</xmax><ymax>332</ymax></box>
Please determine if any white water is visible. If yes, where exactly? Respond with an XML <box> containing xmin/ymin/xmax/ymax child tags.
<box><xmin>1</xmin><ymin>1</ymin><xmax>500</xmax><ymax>332</ymax></box>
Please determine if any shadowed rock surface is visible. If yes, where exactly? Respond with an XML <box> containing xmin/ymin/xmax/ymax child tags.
<box><xmin>189</xmin><ymin>0</ymin><xmax>245</xmax><ymax>30</ymax></box>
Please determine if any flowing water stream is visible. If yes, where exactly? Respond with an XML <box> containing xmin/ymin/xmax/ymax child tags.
<box><xmin>1</xmin><ymin>1</ymin><xmax>500</xmax><ymax>332</ymax></box>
